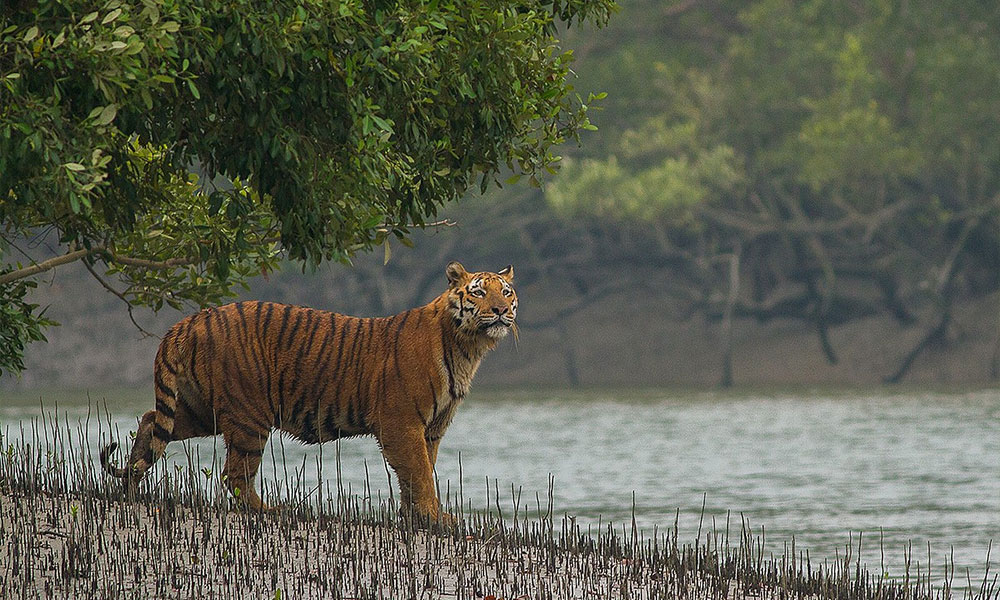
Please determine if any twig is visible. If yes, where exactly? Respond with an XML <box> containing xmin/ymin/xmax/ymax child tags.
<box><xmin>81</xmin><ymin>259</ymin><xmax>160</xmax><ymax>340</ymax></box>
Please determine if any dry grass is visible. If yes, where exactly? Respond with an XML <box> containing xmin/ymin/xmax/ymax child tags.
<box><xmin>0</xmin><ymin>408</ymin><xmax>996</xmax><ymax>599</ymax></box>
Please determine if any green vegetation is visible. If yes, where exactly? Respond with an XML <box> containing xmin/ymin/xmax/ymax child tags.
<box><xmin>0</xmin><ymin>0</ymin><xmax>613</xmax><ymax>376</ymax></box>
<box><xmin>5</xmin><ymin>1</ymin><xmax>1000</xmax><ymax>385</ymax></box>
<box><xmin>544</xmin><ymin>1</ymin><xmax>1000</xmax><ymax>382</ymax></box>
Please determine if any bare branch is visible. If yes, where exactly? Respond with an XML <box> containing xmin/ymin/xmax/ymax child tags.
<box><xmin>107</xmin><ymin>252</ymin><xmax>201</xmax><ymax>270</ymax></box>
<box><xmin>0</xmin><ymin>248</ymin><xmax>92</xmax><ymax>285</ymax></box>
<box><xmin>82</xmin><ymin>259</ymin><xmax>160</xmax><ymax>339</ymax></box>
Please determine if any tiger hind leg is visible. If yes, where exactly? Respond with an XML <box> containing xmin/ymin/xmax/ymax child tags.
<box><xmin>221</xmin><ymin>427</ymin><xmax>271</xmax><ymax>511</ymax></box>
<box><xmin>100</xmin><ymin>368</ymin><xmax>183</xmax><ymax>494</ymax></box>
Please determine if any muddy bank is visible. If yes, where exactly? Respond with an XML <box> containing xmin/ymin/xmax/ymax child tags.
<box><xmin>3</xmin><ymin>416</ymin><xmax>994</xmax><ymax>600</ymax></box>
<box><xmin>7</xmin><ymin>487</ymin><xmax>991</xmax><ymax>600</ymax></box>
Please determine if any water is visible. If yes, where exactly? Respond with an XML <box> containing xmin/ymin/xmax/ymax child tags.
<box><xmin>2</xmin><ymin>387</ymin><xmax>998</xmax><ymax>581</ymax></box>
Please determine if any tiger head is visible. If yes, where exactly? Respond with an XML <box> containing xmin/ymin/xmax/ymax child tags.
<box><xmin>445</xmin><ymin>262</ymin><xmax>518</xmax><ymax>340</ymax></box>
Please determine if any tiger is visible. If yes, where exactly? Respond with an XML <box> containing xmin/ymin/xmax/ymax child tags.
<box><xmin>100</xmin><ymin>261</ymin><xmax>517</xmax><ymax>522</ymax></box>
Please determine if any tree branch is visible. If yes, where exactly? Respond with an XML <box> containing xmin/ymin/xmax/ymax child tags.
<box><xmin>0</xmin><ymin>248</ymin><xmax>92</xmax><ymax>285</ymax></box>
<box><xmin>0</xmin><ymin>221</ymin><xmax>447</xmax><ymax>287</ymax></box>
<box><xmin>82</xmin><ymin>259</ymin><xmax>160</xmax><ymax>339</ymax></box>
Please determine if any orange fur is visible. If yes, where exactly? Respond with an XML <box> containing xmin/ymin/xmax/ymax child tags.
<box><xmin>100</xmin><ymin>262</ymin><xmax>517</xmax><ymax>521</ymax></box>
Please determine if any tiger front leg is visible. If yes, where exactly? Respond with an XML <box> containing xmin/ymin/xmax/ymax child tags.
<box><xmin>380</xmin><ymin>427</ymin><xmax>452</xmax><ymax>526</ymax></box>
<box><xmin>221</xmin><ymin>429</ymin><xmax>271</xmax><ymax>511</ymax></box>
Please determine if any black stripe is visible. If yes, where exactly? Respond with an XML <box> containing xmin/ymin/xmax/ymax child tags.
<box><xmin>429</xmin><ymin>376</ymin><xmax>438</xmax><ymax>420</ymax></box>
<box><xmin>351</xmin><ymin>320</ymin><xmax>373</xmax><ymax>427</ymax></box>
<box><xmin>345</xmin><ymin>397</ymin><xmax>358</xmax><ymax>431</ymax></box>
<box><xmin>285</xmin><ymin>309</ymin><xmax>305</xmax><ymax>349</ymax></box>
<box><xmin>152</xmin><ymin>422</ymin><xmax>172</xmax><ymax>442</ymax></box>
<box><xmin>240</xmin><ymin>304</ymin><xmax>273</xmax><ymax>416</ymax></box>
<box><xmin>174</xmin><ymin>387</ymin><xmax>213</xmax><ymax>434</ymax></box>
<box><xmin>218</xmin><ymin>305</ymin><xmax>232</xmax><ymax>339</ymax></box>
<box><xmin>279</xmin><ymin>368</ymin><xmax>293</xmax><ymax>418</ymax></box>
<box><xmin>227</xmin><ymin>419</ymin><xmax>266</xmax><ymax>442</ymax></box>
<box><xmin>335</xmin><ymin>318</ymin><xmax>363</xmax><ymax>417</ymax></box>
<box><xmin>258</xmin><ymin>302</ymin><xmax>271</xmax><ymax>334</ymax></box>
<box><xmin>155</xmin><ymin>375</ymin><xmax>175</xmax><ymax>399</ymax></box>
<box><xmin>288</xmin><ymin>371</ymin><xmax>306</xmax><ymax>424</ymax></box>
<box><xmin>232</xmin><ymin>445</ymin><xmax>265</xmax><ymax>457</ymax></box>
<box><xmin>299</xmin><ymin>410</ymin><xmax>319</xmax><ymax>444</ymax></box>
<box><xmin>323</xmin><ymin>403</ymin><xmax>342</xmax><ymax>438</ymax></box>
<box><xmin>441</xmin><ymin>326</ymin><xmax>456</xmax><ymax>399</ymax></box>
<box><xmin>285</xmin><ymin>311</ymin><xmax>317</xmax><ymax>416</ymax></box>
<box><xmin>394</xmin><ymin>309</ymin><xmax>411</xmax><ymax>341</ymax></box>
<box><xmin>206</xmin><ymin>375</ymin><xmax>215</xmax><ymax>414</ymax></box>
<box><xmin>235</xmin><ymin>302</ymin><xmax>249</xmax><ymax>344</ymax></box>
<box><xmin>202</xmin><ymin>309</ymin><xmax>216</xmax><ymax>352</ymax></box>
<box><xmin>388</xmin><ymin>312</ymin><xmax>410</xmax><ymax>402</ymax></box>
<box><xmin>160</xmin><ymin>336</ymin><xmax>179</xmax><ymax>376</ymax></box>
<box><xmin>299</xmin><ymin>310</ymin><xmax>321</xmax><ymax>359</ymax></box>
<box><xmin>188</xmin><ymin>332</ymin><xmax>199</xmax><ymax>369</ymax></box>
<box><xmin>253</xmin><ymin>304</ymin><xmax>275</xmax><ymax>415</ymax></box>
<box><xmin>155</xmin><ymin>398</ymin><xmax>175</xmax><ymax>420</ymax></box>
<box><xmin>275</xmin><ymin>304</ymin><xmax>294</xmax><ymax>348</ymax></box>
<box><xmin>302</xmin><ymin>314</ymin><xmax>338</xmax><ymax>413</ymax></box>
<box><xmin>414</xmin><ymin>398</ymin><xmax>428</xmax><ymax>426</ymax></box>
<box><xmin>326</xmin><ymin>318</ymin><xmax>353</xmax><ymax>420</ymax></box>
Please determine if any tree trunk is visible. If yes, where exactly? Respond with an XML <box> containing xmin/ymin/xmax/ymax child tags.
<box><xmin>720</xmin><ymin>245</ymin><xmax>741</xmax><ymax>388</ymax></box>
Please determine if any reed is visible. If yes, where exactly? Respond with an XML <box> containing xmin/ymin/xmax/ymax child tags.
<box><xmin>0</xmin><ymin>405</ymin><xmax>996</xmax><ymax>600</ymax></box>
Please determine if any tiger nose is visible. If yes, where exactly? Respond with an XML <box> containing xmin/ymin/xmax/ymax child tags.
<box><xmin>491</xmin><ymin>306</ymin><xmax>508</xmax><ymax>315</ymax></box>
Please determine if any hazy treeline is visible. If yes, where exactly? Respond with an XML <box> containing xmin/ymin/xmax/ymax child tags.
<box><xmin>320</xmin><ymin>0</ymin><xmax>1000</xmax><ymax>384</ymax></box>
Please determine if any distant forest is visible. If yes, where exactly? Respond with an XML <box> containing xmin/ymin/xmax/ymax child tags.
<box><xmin>9</xmin><ymin>0</ymin><xmax>1000</xmax><ymax>388</ymax></box>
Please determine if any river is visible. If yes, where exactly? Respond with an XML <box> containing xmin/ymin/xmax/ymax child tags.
<box><xmin>1</xmin><ymin>387</ymin><xmax>997</xmax><ymax>582</ymax></box>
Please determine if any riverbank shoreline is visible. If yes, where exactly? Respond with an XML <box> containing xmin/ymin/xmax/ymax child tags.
<box><xmin>2</xmin><ymin>485</ymin><xmax>995</xmax><ymax>600</ymax></box>
<box><xmin>1</xmin><ymin>401</ymin><xmax>996</xmax><ymax>600</ymax></box>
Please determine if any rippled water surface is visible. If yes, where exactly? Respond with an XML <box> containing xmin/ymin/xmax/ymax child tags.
<box><xmin>2</xmin><ymin>387</ymin><xmax>998</xmax><ymax>578</ymax></box>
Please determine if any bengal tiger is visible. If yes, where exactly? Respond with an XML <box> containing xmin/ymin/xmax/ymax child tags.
<box><xmin>100</xmin><ymin>262</ymin><xmax>517</xmax><ymax>522</ymax></box>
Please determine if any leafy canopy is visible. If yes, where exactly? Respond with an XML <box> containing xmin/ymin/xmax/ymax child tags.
<box><xmin>0</xmin><ymin>0</ymin><xmax>614</xmax><ymax>376</ymax></box>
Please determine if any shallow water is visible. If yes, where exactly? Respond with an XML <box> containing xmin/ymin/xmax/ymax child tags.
<box><xmin>2</xmin><ymin>387</ymin><xmax>998</xmax><ymax>580</ymax></box>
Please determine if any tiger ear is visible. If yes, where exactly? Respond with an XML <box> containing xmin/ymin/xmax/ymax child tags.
<box><xmin>446</xmin><ymin>261</ymin><xmax>468</xmax><ymax>286</ymax></box>
<box><xmin>497</xmin><ymin>264</ymin><xmax>514</xmax><ymax>283</ymax></box>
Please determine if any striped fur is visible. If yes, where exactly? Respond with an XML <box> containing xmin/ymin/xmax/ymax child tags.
<box><xmin>100</xmin><ymin>262</ymin><xmax>516</xmax><ymax>520</ymax></box>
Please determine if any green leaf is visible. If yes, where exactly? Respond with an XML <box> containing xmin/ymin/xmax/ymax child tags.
<box><xmin>94</xmin><ymin>104</ymin><xmax>117</xmax><ymax>126</ymax></box>
<box><xmin>102</xmin><ymin>8</ymin><xmax>122</xmax><ymax>25</ymax></box>
<box><xmin>22</xmin><ymin>26</ymin><xmax>38</xmax><ymax>42</ymax></box>
<box><xmin>187</xmin><ymin>79</ymin><xmax>200</xmax><ymax>99</ymax></box>
<box><xmin>64</xmin><ymin>162</ymin><xmax>86</xmax><ymax>171</ymax></box>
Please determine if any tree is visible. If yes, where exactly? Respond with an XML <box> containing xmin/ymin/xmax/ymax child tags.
<box><xmin>0</xmin><ymin>0</ymin><xmax>614</xmax><ymax>376</ymax></box>
<box><xmin>543</xmin><ymin>0</ymin><xmax>1000</xmax><ymax>384</ymax></box>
